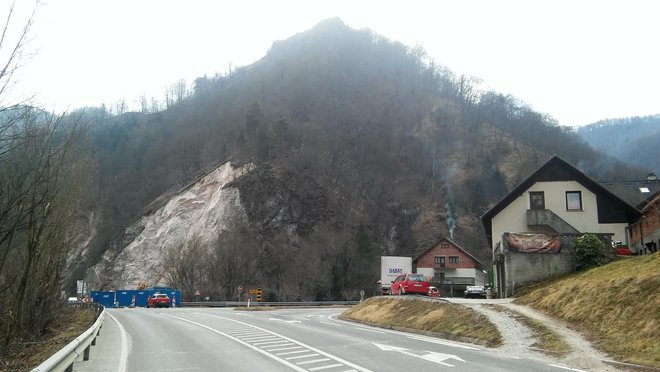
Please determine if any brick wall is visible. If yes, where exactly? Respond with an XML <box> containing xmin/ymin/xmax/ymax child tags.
<box><xmin>415</xmin><ymin>241</ymin><xmax>479</xmax><ymax>269</ymax></box>
<box><xmin>630</xmin><ymin>195</ymin><xmax>660</xmax><ymax>249</ymax></box>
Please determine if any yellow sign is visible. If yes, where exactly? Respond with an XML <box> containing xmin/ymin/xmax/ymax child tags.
<box><xmin>248</xmin><ymin>288</ymin><xmax>262</xmax><ymax>302</ymax></box>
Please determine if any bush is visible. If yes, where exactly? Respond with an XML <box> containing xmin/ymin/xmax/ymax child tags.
<box><xmin>574</xmin><ymin>233</ymin><xmax>604</xmax><ymax>270</ymax></box>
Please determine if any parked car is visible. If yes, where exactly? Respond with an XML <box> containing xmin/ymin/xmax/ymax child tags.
<box><xmin>428</xmin><ymin>286</ymin><xmax>441</xmax><ymax>298</ymax></box>
<box><xmin>389</xmin><ymin>273</ymin><xmax>429</xmax><ymax>295</ymax></box>
<box><xmin>147</xmin><ymin>293</ymin><xmax>171</xmax><ymax>308</ymax></box>
<box><xmin>464</xmin><ymin>285</ymin><xmax>486</xmax><ymax>298</ymax></box>
<box><xmin>67</xmin><ymin>297</ymin><xmax>80</xmax><ymax>305</ymax></box>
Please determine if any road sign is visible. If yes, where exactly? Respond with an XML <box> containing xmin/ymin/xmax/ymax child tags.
<box><xmin>248</xmin><ymin>288</ymin><xmax>263</xmax><ymax>301</ymax></box>
<box><xmin>238</xmin><ymin>285</ymin><xmax>243</xmax><ymax>293</ymax></box>
<box><xmin>194</xmin><ymin>290</ymin><xmax>201</xmax><ymax>296</ymax></box>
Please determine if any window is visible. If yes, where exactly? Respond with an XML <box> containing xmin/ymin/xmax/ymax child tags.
<box><xmin>448</xmin><ymin>256</ymin><xmax>459</xmax><ymax>264</ymax></box>
<box><xmin>440</xmin><ymin>243</ymin><xmax>449</xmax><ymax>249</ymax></box>
<box><xmin>529</xmin><ymin>191</ymin><xmax>545</xmax><ymax>210</ymax></box>
<box><xmin>434</xmin><ymin>256</ymin><xmax>445</xmax><ymax>268</ymax></box>
<box><xmin>566</xmin><ymin>191</ymin><xmax>582</xmax><ymax>210</ymax></box>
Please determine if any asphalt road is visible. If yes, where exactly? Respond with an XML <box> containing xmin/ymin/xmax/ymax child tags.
<box><xmin>73</xmin><ymin>307</ymin><xmax>588</xmax><ymax>372</ymax></box>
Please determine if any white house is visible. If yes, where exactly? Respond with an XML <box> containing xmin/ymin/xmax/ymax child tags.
<box><xmin>481</xmin><ymin>155</ymin><xmax>641</xmax><ymax>298</ymax></box>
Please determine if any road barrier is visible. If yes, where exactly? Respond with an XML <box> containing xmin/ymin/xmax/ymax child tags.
<box><xmin>31</xmin><ymin>304</ymin><xmax>105</xmax><ymax>372</ymax></box>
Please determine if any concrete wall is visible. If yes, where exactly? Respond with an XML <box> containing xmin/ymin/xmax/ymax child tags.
<box><xmin>504</xmin><ymin>249</ymin><xmax>575</xmax><ymax>297</ymax></box>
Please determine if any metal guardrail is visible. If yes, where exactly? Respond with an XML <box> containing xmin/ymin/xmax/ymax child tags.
<box><xmin>181</xmin><ymin>300</ymin><xmax>360</xmax><ymax>307</ymax></box>
<box><xmin>31</xmin><ymin>305</ymin><xmax>105</xmax><ymax>372</ymax></box>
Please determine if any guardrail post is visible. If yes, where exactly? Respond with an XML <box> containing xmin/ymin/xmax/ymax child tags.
<box><xmin>83</xmin><ymin>344</ymin><xmax>91</xmax><ymax>361</ymax></box>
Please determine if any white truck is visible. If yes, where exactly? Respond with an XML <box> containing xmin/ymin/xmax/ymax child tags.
<box><xmin>380</xmin><ymin>256</ymin><xmax>412</xmax><ymax>295</ymax></box>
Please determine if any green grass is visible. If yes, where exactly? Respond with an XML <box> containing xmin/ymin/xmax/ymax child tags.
<box><xmin>515</xmin><ymin>253</ymin><xmax>660</xmax><ymax>368</ymax></box>
<box><xmin>340</xmin><ymin>297</ymin><xmax>502</xmax><ymax>347</ymax></box>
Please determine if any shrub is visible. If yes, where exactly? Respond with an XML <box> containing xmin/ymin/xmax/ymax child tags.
<box><xmin>574</xmin><ymin>233</ymin><xmax>604</xmax><ymax>270</ymax></box>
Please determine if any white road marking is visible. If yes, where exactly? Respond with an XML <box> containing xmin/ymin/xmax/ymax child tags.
<box><xmin>277</xmin><ymin>350</ymin><xmax>309</xmax><ymax>356</ymax></box>
<box><xmin>107</xmin><ymin>312</ymin><xmax>128</xmax><ymax>372</ymax></box>
<box><xmin>549</xmin><ymin>364</ymin><xmax>587</xmax><ymax>372</ymax></box>
<box><xmin>354</xmin><ymin>327</ymin><xmax>385</xmax><ymax>334</ymax></box>
<box><xmin>168</xmin><ymin>315</ymin><xmax>308</xmax><ymax>372</ymax></box>
<box><xmin>270</xmin><ymin>317</ymin><xmax>302</xmax><ymax>323</ymax></box>
<box><xmin>320</xmin><ymin>321</ymin><xmax>340</xmax><ymax>326</ymax></box>
<box><xmin>406</xmin><ymin>335</ymin><xmax>482</xmax><ymax>350</ymax></box>
<box><xmin>297</xmin><ymin>358</ymin><xmax>331</xmax><ymax>365</ymax></box>
<box><xmin>308</xmin><ymin>364</ymin><xmax>344</xmax><ymax>371</ymax></box>
<box><xmin>373</xmin><ymin>343</ymin><xmax>466</xmax><ymax>367</ymax></box>
<box><xmin>169</xmin><ymin>314</ymin><xmax>373</xmax><ymax>372</ymax></box>
<box><xmin>286</xmin><ymin>353</ymin><xmax>320</xmax><ymax>360</ymax></box>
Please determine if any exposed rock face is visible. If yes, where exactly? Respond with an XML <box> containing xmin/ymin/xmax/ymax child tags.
<box><xmin>94</xmin><ymin>161</ymin><xmax>253</xmax><ymax>289</ymax></box>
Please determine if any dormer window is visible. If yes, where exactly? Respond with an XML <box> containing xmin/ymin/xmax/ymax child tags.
<box><xmin>566</xmin><ymin>191</ymin><xmax>583</xmax><ymax>211</ymax></box>
<box><xmin>529</xmin><ymin>192</ymin><xmax>545</xmax><ymax>210</ymax></box>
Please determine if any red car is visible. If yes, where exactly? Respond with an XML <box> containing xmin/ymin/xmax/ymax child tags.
<box><xmin>389</xmin><ymin>273</ymin><xmax>429</xmax><ymax>295</ymax></box>
<box><xmin>146</xmin><ymin>293</ymin><xmax>171</xmax><ymax>308</ymax></box>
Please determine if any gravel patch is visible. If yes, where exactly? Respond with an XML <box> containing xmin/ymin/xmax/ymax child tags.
<box><xmin>446</xmin><ymin>298</ymin><xmax>624</xmax><ymax>371</ymax></box>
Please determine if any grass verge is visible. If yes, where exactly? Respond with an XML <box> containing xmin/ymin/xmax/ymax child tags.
<box><xmin>3</xmin><ymin>306</ymin><xmax>97</xmax><ymax>371</ymax></box>
<box><xmin>340</xmin><ymin>297</ymin><xmax>502</xmax><ymax>347</ymax></box>
<box><xmin>515</xmin><ymin>253</ymin><xmax>660</xmax><ymax>368</ymax></box>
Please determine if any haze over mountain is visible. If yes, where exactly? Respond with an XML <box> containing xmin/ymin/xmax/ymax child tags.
<box><xmin>576</xmin><ymin>115</ymin><xmax>660</xmax><ymax>173</ymax></box>
<box><xmin>65</xmin><ymin>19</ymin><xmax>650</xmax><ymax>300</ymax></box>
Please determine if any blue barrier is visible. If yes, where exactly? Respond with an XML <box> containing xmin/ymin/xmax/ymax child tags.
<box><xmin>91</xmin><ymin>291</ymin><xmax>115</xmax><ymax>308</ymax></box>
<box><xmin>90</xmin><ymin>288</ymin><xmax>181</xmax><ymax>307</ymax></box>
<box><xmin>135</xmin><ymin>290</ymin><xmax>149</xmax><ymax>307</ymax></box>
<box><xmin>116</xmin><ymin>290</ymin><xmax>135</xmax><ymax>307</ymax></box>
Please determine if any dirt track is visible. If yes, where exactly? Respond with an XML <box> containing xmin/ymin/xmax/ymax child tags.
<box><xmin>444</xmin><ymin>298</ymin><xmax>624</xmax><ymax>371</ymax></box>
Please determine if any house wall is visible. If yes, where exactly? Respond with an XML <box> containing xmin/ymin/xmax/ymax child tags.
<box><xmin>491</xmin><ymin>181</ymin><xmax>629</xmax><ymax>249</ymax></box>
<box><xmin>416</xmin><ymin>267</ymin><xmax>486</xmax><ymax>285</ymax></box>
<box><xmin>629</xmin><ymin>195</ymin><xmax>660</xmax><ymax>253</ymax></box>
<box><xmin>415</xmin><ymin>240</ymin><xmax>486</xmax><ymax>296</ymax></box>
<box><xmin>415</xmin><ymin>243</ymin><xmax>478</xmax><ymax>270</ymax></box>
<box><xmin>491</xmin><ymin>181</ymin><xmax>628</xmax><ymax>297</ymax></box>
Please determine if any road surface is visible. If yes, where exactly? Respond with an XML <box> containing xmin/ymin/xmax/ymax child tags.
<box><xmin>74</xmin><ymin>307</ymin><xmax>590</xmax><ymax>372</ymax></box>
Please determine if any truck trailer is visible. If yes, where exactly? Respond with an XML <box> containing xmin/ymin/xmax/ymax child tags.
<box><xmin>380</xmin><ymin>256</ymin><xmax>412</xmax><ymax>295</ymax></box>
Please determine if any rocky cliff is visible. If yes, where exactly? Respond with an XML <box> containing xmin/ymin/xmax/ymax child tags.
<box><xmin>94</xmin><ymin>161</ymin><xmax>253</xmax><ymax>289</ymax></box>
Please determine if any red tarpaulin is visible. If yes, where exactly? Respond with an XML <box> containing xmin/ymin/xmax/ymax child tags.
<box><xmin>504</xmin><ymin>232</ymin><xmax>561</xmax><ymax>253</ymax></box>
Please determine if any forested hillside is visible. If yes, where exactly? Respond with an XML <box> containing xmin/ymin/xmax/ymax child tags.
<box><xmin>576</xmin><ymin>115</ymin><xmax>660</xmax><ymax>172</ymax></box>
<box><xmin>67</xmin><ymin>18</ymin><xmax>646</xmax><ymax>299</ymax></box>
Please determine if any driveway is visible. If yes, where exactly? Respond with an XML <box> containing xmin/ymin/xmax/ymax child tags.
<box><xmin>442</xmin><ymin>297</ymin><xmax>624</xmax><ymax>372</ymax></box>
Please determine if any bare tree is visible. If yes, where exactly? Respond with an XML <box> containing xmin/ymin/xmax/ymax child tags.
<box><xmin>0</xmin><ymin>108</ymin><xmax>89</xmax><ymax>352</ymax></box>
<box><xmin>0</xmin><ymin>1</ymin><xmax>92</xmax><ymax>356</ymax></box>
<box><xmin>209</xmin><ymin>229</ymin><xmax>257</xmax><ymax>300</ymax></box>
<box><xmin>162</xmin><ymin>235</ymin><xmax>209</xmax><ymax>301</ymax></box>
<box><xmin>0</xmin><ymin>1</ymin><xmax>37</xmax><ymax>109</ymax></box>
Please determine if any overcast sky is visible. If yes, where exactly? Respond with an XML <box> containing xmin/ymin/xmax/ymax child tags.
<box><xmin>7</xmin><ymin>0</ymin><xmax>660</xmax><ymax>126</ymax></box>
